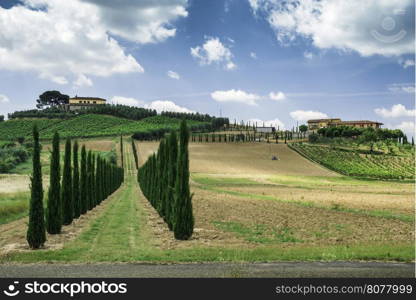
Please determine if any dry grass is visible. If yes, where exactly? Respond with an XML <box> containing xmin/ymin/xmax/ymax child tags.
<box><xmin>224</xmin><ymin>185</ymin><xmax>414</xmax><ymax>215</ymax></box>
<box><xmin>137</xmin><ymin>142</ymin><xmax>336</xmax><ymax>176</ymax></box>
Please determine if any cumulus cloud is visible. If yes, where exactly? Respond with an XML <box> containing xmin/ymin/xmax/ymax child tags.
<box><xmin>145</xmin><ymin>100</ymin><xmax>194</xmax><ymax>113</ymax></box>
<box><xmin>0</xmin><ymin>0</ymin><xmax>188</xmax><ymax>84</ymax></box>
<box><xmin>0</xmin><ymin>94</ymin><xmax>10</xmax><ymax>103</ymax></box>
<box><xmin>247</xmin><ymin>118</ymin><xmax>285</xmax><ymax>129</ymax></box>
<box><xmin>398</xmin><ymin>59</ymin><xmax>415</xmax><ymax>68</ymax></box>
<box><xmin>388</xmin><ymin>83</ymin><xmax>415</xmax><ymax>93</ymax></box>
<box><xmin>211</xmin><ymin>89</ymin><xmax>260</xmax><ymax>106</ymax></box>
<box><xmin>249</xmin><ymin>0</ymin><xmax>414</xmax><ymax>57</ymax></box>
<box><xmin>74</xmin><ymin>74</ymin><xmax>93</xmax><ymax>87</ymax></box>
<box><xmin>191</xmin><ymin>37</ymin><xmax>236</xmax><ymax>70</ymax></box>
<box><xmin>80</xmin><ymin>0</ymin><xmax>188</xmax><ymax>44</ymax></box>
<box><xmin>395</xmin><ymin>121</ymin><xmax>415</xmax><ymax>138</ymax></box>
<box><xmin>374</xmin><ymin>104</ymin><xmax>415</xmax><ymax>118</ymax></box>
<box><xmin>110</xmin><ymin>96</ymin><xmax>144</xmax><ymax>106</ymax></box>
<box><xmin>167</xmin><ymin>70</ymin><xmax>180</xmax><ymax>80</ymax></box>
<box><xmin>304</xmin><ymin>51</ymin><xmax>313</xmax><ymax>59</ymax></box>
<box><xmin>269</xmin><ymin>91</ymin><xmax>286</xmax><ymax>101</ymax></box>
<box><xmin>110</xmin><ymin>97</ymin><xmax>193</xmax><ymax>113</ymax></box>
<box><xmin>290</xmin><ymin>110</ymin><xmax>328</xmax><ymax>121</ymax></box>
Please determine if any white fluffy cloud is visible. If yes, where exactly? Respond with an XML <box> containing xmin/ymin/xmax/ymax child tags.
<box><xmin>0</xmin><ymin>94</ymin><xmax>10</xmax><ymax>103</ymax></box>
<box><xmin>0</xmin><ymin>0</ymin><xmax>188</xmax><ymax>85</ymax></box>
<box><xmin>374</xmin><ymin>104</ymin><xmax>415</xmax><ymax>118</ymax></box>
<box><xmin>395</xmin><ymin>121</ymin><xmax>415</xmax><ymax>138</ymax></box>
<box><xmin>249</xmin><ymin>0</ymin><xmax>414</xmax><ymax>57</ymax></box>
<box><xmin>247</xmin><ymin>118</ymin><xmax>285</xmax><ymax>129</ymax></box>
<box><xmin>110</xmin><ymin>96</ymin><xmax>144</xmax><ymax>106</ymax></box>
<box><xmin>290</xmin><ymin>110</ymin><xmax>328</xmax><ymax>121</ymax></box>
<box><xmin>74</xmin><ymin>74</ymin><xmax>93</xmax><ymax>87</ymax></box>
<box><xmin>80</xmin><ymin>0</ymin><xmax>188</xmax><ymax>44</ymax></box>
<box><xmin>167</xmin><ymin>70</ymin><xmax>180</xmax><ymax>80</ymax></box>
<box><xmin>304</xmin><ymin>51</ymin><xmax>314</xmax><ymax>59</ymax></box>
<box><xmin>110</xmin><ymin>97</ymin><xmax>193</xmax><ymax>113</ymax></box>
<box><xmin>388</xmin><ymin>83</ymin><xmax>415</xmax><ymax>93</ymax></box>
<box><xmin>211</xmin><ymin>89</ymin><xmax>260</xmax><ymax>106</ymax></box>
<box><xmin>145</xmin><ymin>100</ymin><xmax>194</xmax><ymax>113</ymax></box>
<box><xmin>269</xmin><ymin>91</ymin><xmax>286</xmax><ymax>101</ymax></box>
<box><xmin>398</xmin><ymin>59</ymin><xmax>415</xmax><ymax>68</ymax></box>
<box><xmin>191</xmin><ymin>37</ymin><xmax>236</xmax><ymax>70</ymax></box>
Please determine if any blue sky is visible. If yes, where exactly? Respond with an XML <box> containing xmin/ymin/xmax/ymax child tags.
<box><xmin>0</xmin><ymin>0</ymin><xmax>414</xmax><ymax>136</ymax></box>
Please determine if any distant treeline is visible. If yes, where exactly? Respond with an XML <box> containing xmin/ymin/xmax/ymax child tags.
<box><xmin>316</xmin><ymin>126</ymin><xmax>405</xmax><ymax>140</ymax></box>
<box><xmin>131</xmin><ymin>123</ymin><xmax>213</xmax><ymax>141</ymax></box>
<box><xmin>161</xmin><ymin>111</ymin><xmax>214</xmax><ymax>122</ymax></box>
<box><xmin>8</xmin><ymin>106</ymin><xmax>230</xmax><ymax>128</ymax></box>
<box><xmin>8</xmin><ymin>105</ymin><xmax>157</xmax><ymax>121</ymax></box>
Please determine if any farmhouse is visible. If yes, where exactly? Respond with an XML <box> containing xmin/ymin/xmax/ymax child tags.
<box><xmin>256</xmin><ymin>126</ymin><xmax>275</xmax><ymax>133</ymax></box>
<box><xmin>68</xmin><ymin>96</ymin><xmax>106</xmax><ymax>111</ymax></box>
<box><xmin>307</xmin><ymin>118</ymin><xmax>383</xmax><ymax>130</ymax></box>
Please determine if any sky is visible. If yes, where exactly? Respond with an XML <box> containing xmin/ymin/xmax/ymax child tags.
<box><xmin>0</xmin><ymin>0</ymin><xmax>414</xmax><ymax>136</ymax></box>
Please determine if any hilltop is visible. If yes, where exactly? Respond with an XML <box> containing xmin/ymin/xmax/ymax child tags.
<box><xmin>0</xmin><ymin>114</ymin><xmax>210</xmax><ymax>141</ymax></box>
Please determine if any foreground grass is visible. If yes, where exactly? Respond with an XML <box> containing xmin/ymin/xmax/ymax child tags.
<box><xmin>193</xmin><ymin>176</ymin><xmax>414</xmax><ymax>223</ymax></box>
<box><xmin>1</xmin><ymin>146</ymin><xmax>413</xmax><ymax>263</ymax></box>
<box><xmin>1</xmin><ymin>176</ymin><xmax>413</xmax><ymax>263</ymax></box>
<box><xmin>0</xmin><ymin>192</ymin><xmax>29</xmax><ymax>225</ymax></box>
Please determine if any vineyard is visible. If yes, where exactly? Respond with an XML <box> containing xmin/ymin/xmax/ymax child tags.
<box><xmin>290</xmin><ymin>143</ymin><xmax>415</xmax><ymax>180</ymax></box>
<box><xmin>0</xmin><ymin>115</ymin><xmax>208</xmax><ymax>140</ymax></box>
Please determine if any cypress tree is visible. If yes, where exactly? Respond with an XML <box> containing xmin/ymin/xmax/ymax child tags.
<box><xmin>80</xmin><ymin>145</ymin><xmax>87</xmax><ymax>214</ymax></box>
<box><xmin>27</xmin><ymin>124</ymin><xmax>46</xmax><ymax>249</ymax></box>
<box><xmin>95</xmin><ymin>155</ymin><xmax>101</xmax><ymax>205</ymax></box>
<box><xmin>73</xmin><ymin>141</ymin><xmax>80</xmax><ymax>219</ymax></box>
<box><xmin>412</xmin><ymin>137</ymin><xmax>414</xmax><ymax>146</ymax></box>
<box><xmin>120</xmin><ymin>135</ymin><xmax>124</xmax><ymax>168</ymax></box>
<box><xmin>46</xmin><ymin>131</ymin><xmax>62</xmax><ymax>234</ymax></box>
<box><xmin>131</xmin><ymin>139</ymin><xmax>139</xmax><ymax>170</ymax></box>
<box><xmin>87</xmin><ymin>151</ymin><xmax>93</xmax><ymax>210</ymax></box>
<box><xmin>166</xmin><ymin>131</ymin><xmax>178</xmax><ymax>230</ymax></box>
<box><xmin>173</xmin><ymin>120</ymin><xmax>194</xmax><ymax>240</ymax></box>
<box><xmin>62</xmin><ymin>138</ymin><xmax>73</xmax><ymax>225</ymax></box>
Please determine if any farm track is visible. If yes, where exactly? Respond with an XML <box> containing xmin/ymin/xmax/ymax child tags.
<box><xmin>0</xmin><ymin>261</ymin><xmax>413</xmax><ymax>278</ymax></box>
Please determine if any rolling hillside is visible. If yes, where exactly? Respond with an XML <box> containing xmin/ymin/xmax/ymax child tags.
<box><xmin>0</xmin><ymin>114</ymin><xmax>208</xmax><ymax>140</ymax></box>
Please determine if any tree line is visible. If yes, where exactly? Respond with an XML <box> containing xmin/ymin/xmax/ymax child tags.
<box><xmin>26</xmin><ymin>125</ymin><xmax>124</xmax><ymax>249</ymax></box>
<box><xmin>9</xmin><ymin>104</ymin><xmax>157</xmax><ymax>121</ymax></box>
<box><xmin>316</xmin><ymin>126</ymin><xmax>405</xmax><ymax>141</ymax></box>
<box><xmin>137</xmin><ymin>120</ymin><xmax>194</xmax><ymax>240</ymax></box>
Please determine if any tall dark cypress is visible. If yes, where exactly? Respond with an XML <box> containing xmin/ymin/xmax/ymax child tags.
<box><xmin>27</xmin><ymin>124</ymin><xmax>46</xmax><ymax>249</ymax></box>
<box><xmin>62</xmin><ymin>138</ymin><xmax>73</xmax><ymax>225</ymax></box>
<box><xmin>95</xmin><ymin>155</ymin><xmax>100</xmax><ymax>205</ymax></box>
<box><xmin>166</xmin><ymin>131</ymin><xmax>178</xmax><ymax>230</ymax></box>
<box><xmin>73</xmin><ymin>141</ymin><xmax>80</xmax><ymax>218</ymax></box>
<box><xmin>80</xmin><ymin>145</ymin><xmax>87</xmax><ymax>214</ymax></box>
<box><xmin>120</xmin><ymin>135</ymin><xmax>124</xmax><ymax>168</ymax></box>
<box><xmin>131</xmin><ymin>139</ymin><xmax>139</xmax><ymax>169</ymax></box>
<box><xmin>46</xmin><ymin>131</ymin><xmax>62</xmax><ymax>234</ymax></box>
<box><xmin>173</xmin><ymin>120</ymin><xmax>194</xmax><ymax>240</ymax></box>
<box><xmin>87</xmin><ymin>151</ymin><xmax>93</xmax><ymax>210</ymax></box>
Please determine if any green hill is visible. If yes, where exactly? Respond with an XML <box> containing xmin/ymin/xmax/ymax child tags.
<box><xmin>0</xmin><ymin>114</ymin><xmax>208</xmax><ymax>140</ymax></box>
<box><xmin>290</xmin><ymin>143</ymin><xmax>414</xmax><ymax>180</ymax></box>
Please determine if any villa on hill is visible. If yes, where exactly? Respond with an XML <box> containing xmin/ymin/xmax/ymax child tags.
<box><xmin>307</xmin><ymin>118</ymin><xmax>383</xmax><ymax>131</ymax></box>
<box><xmin>67</xmin><ymin>96</ymin><xmax>106</xmax><ymax>111</ymax></box>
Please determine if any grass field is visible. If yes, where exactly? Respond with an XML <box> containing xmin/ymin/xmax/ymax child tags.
<box><xmin>0</xmin><ymin>140</ymin><xmax>414</xmax><ymax>263</ymax></box>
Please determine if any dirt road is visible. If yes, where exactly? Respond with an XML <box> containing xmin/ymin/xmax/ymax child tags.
<box><xmin>0</xmin><ymin>262</ymin><xmax>413</xmax><ymax>278</ymax></box>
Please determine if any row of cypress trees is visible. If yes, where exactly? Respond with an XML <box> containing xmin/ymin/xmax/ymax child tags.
<box><xmin>131</xmin><ymin>139</ymin><xmax>139</xmax><ymax>170</ymax></box>
<box><xmin>27</xmin><ymin>126</ymin><xmax>124</xmax><ymax>248</ymax></box>
<box><xmin>138</xmin><ymin>120</ymin><xmax>194</xmax><ymax>240</ymax></box>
